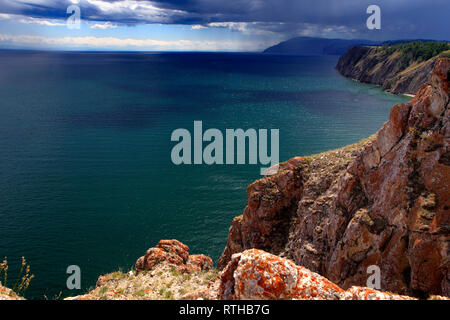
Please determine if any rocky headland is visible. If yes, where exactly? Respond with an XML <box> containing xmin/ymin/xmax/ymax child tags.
<box><xmin>336</xmin><ymin>42</ymin><xmax>449</xmax><ymax>95</ymax></box>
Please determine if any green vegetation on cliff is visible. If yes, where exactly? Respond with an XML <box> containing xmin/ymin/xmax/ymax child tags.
<box><xmin>379</xmin><ymin>41</ymin><xmax>450</xmax><ymax>70</ymax></box>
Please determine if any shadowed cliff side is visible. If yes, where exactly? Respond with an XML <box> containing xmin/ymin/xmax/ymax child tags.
<box><xmin>336</xmin><ymin>43</ymin><xmax>450</xmax><ymax>95</ymax></box>
<box><xmin>219</xmin><ymin>58</ymin><xmax>450</xmax><ymax>298</ymax></box>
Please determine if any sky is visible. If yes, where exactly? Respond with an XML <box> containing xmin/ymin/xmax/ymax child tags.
<box><xmin>0</xmin><ymin>0</ymin><xmax>448</xmax><ymax>51</ymax></box>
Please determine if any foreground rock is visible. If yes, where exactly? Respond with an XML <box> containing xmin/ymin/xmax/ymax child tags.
<box><xmin>219</xmin><ymin>249</ymin><xmax>344</xmax><ymax>300</ymax></box>
<box><xmin>219</xmin><ymin>249</ymin><xmax>421</xmax><ymax>300</ymax></box>
<box><xmin>219</xmin><ymin>58</ymin><xmax>450</xmax><ymax>298</ymax></box>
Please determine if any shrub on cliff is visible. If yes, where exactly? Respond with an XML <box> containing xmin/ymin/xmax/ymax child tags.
<box><xmin>381</xmin><ymin>41</ymin><xmax>450</xmax><ymax>70</ymax></box>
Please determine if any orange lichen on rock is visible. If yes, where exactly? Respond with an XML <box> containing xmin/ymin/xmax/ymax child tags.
<box><xmin>219</xmin><ymin>249</ymin><xmax>343</xmax><ymax>300</ymax></box>
<box><xmin>135</xmin><ymin>239</ymin><xmax>212</xmax><ymax>274</ymax></box>
<box><xmin>343</xmin><ymin>286</ymin><xmax>415</xmax><ymax>300</ymax></box>
<box><xmin>217</xmin><ymin>249</ymin><xmax>430</xmax><ymax>300</ymax></box>
<box><xmin>187</xmin><ymin>254</ymin><xmax>213</xmax><ymax>272</ymax></box>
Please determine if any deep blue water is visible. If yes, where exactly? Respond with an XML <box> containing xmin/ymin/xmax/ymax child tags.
<box><xmin>0</xmin><ymin>51</ymin><xmax>409</xmax><ymax>299</ymax></box>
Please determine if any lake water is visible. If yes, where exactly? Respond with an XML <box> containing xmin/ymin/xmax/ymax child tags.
<box><xmin>0</xmin><ymin>51</ymin><xmax>409</xmax><ymax>298</ymax></box>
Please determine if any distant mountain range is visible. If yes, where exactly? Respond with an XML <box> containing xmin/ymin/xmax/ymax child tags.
<box><xmin>263</xmin><ymin>37</ymin><xmax>449</xmax><ymax>56</ymax></box>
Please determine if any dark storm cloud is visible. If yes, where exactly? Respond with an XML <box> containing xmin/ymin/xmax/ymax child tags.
<box><xmin>0</xmin><ymin>0</ymin><xmax>448</xmax><ymax>39</ymax></box>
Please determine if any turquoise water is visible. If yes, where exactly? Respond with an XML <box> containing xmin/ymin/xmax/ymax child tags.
<box><xmin>0</xmin><ymin>51</ymin><xmax>409</xmax><ymax>299</ymax></box>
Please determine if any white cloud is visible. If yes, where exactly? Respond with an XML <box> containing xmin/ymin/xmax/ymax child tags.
<box><xmin>191</xmin><ymin>22</ymin><xmax>277</xmax><ymax>36</ymax></box>
<box><xmin>191</xmin><ymin>25</ymin><xmax>206</xmax><ymax>30</ymax></box>
<box><xmin>0</xmin><ymin>33</ymin><xmax>275</xmax><ymax>51</ymax></box>
<box><xmin>0</xmin><ymin>13</ymin><xmax>66</xmax><ymax>26</ymax></box>
<box><xmin>207</xmin><ymin>22</ymin><xmax>249</xmax><ymax>33</ymax></box>
<box><xmin>90</xmin><ymin>22</ymin><xmax>117</xmax><ymax>29</ymax></box>
<box><xmin>85</xmin><ymin>0</ymin><xmax>187</xmax><ymax>24</ymax></box>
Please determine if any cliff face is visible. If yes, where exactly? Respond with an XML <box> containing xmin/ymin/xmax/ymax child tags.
<box><xmin>335</xmin><ymin>46</ymin><xmax>448</xmax><ymax>95</ymax></box>
<box><xmin>219</xmin><ymin>58</ymin><xmax>450</xmax><ymax>297</ymax></box>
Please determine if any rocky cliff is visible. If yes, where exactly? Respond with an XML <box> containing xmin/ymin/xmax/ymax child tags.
<box><xmin>219</xmin><ymin>58</ymin><xmax>450</xmax><ymax>298</ymax></box>
<box><xmin>336</xmin><ymin>44</ymin><xmax>450</xmax><ymax>95</ymax></box>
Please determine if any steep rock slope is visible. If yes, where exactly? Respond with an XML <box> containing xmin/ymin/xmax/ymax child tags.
<box><xmin>219</xmin><ymin>59</ymin><xmax>450</xmax><ymax>297</ymax></box>
<box><xmin>336</xmin><ymin>45</ymin><xmax>449</xmax><ymax>95</ymax></box>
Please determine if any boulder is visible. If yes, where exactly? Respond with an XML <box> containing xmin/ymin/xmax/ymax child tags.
<box><xmin>218</xmin><ymin>249</ymin><xmax>425</xmax><ymax>300</ymax></box>
<box><xmin>135</xmin><ymin>239</ymin><xmax>212</xmax><ymax>273</ymax></box>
